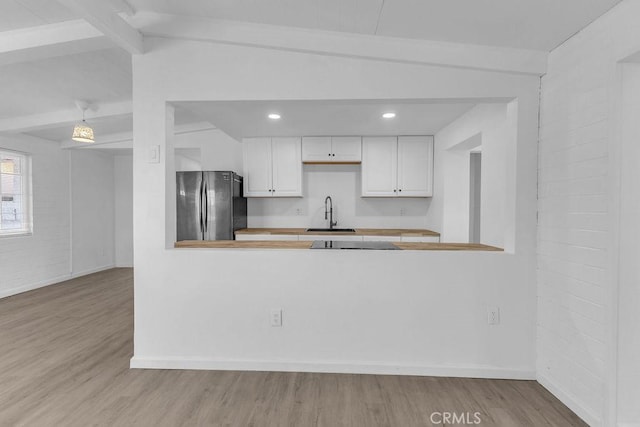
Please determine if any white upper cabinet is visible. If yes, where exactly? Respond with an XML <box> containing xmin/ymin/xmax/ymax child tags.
<box><xmin>243</xmin><ymin>137</ymin><xmax>272</xmax><ymax>197</ymax></box>
<box><xmin>361</xmin><ymin>136</ymin><xmax>398</xmax><ymax>197</ymax></box>
<box><xmin>362</xmin><ymin>136</ymin><xmax>433</xmax><ymax>198</ymax></box>
<box><xmin>243</xmin><ymin>137</ymin><xmax>302</xmax><ymax>197</ymax></box>
<box><xmin>302</xmin><ymin>136</ymin><xmax>362</xmax><ymax>163</ymax></box>
<box><xmin>331</xmin><ymin>137</ymin><xmax>362</xmax><ymax>162</ymax></box>
<box><xmin>397</xmin><ymin>136</ymin><xmax>434</xmax><ymax>197</ymax></box>
<box><xmin>302</xmin><ymin>137</ymin><xmax>332</xmax><ymax>162</ymax></box>
<box><xmin>271</xmin><ymin>137</ymin><xmax>302</xmax><ymax>197</ymax></box>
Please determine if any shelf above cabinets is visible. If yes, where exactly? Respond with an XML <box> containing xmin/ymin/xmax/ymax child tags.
<box><xmin>361</xmin><ymin>136</ymin><xmax>433</xmax><ymax>198</ymax></box>
<box><xmin>302</xmin><ymin>136</ymin><xmax>362</xmax><ymax>163</ymax></box>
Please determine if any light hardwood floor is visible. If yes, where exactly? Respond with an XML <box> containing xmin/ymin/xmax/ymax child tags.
<box><xmin>0</xmin><ymin>268</ymin><xmax>586</xmax><ymax>426</ymax></box>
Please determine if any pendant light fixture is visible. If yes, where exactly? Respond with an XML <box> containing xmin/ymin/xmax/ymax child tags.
<box><xmin>72</xmin><ymin>100</ymin><xmax>95</xmax><ymax>143</ymax></box>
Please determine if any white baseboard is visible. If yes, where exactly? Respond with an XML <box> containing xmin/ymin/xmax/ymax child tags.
<box><xmin>537</xmin><ymin>374</ymin><xmax>601</xmax><ymax>426</ymax></box>
<box><xmin>0</xmin><ymin>274</ymin><xmax>72</xmax><ymax>299</ymax></box>
<box><xmin>130</xmin><ymin>356</ymin><xmax>535</xmax><ymax>380</ymax></box>
<box><xmin>619</xmin><ymin>423</ymin><xmax>640</xmax><ymax>427</ymax></box>
<box><xmin>70</xmin><ymin>264</ymin><xmax>115</xmax><ymax>279</ymax></box>
<box><xmin>0</xmin><ymin>265</ymin><xmax>115</xmax><ymax>300</ymax></box>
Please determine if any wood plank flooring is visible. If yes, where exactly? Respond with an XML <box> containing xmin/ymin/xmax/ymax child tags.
<box><xmin>0</xmin><ymin>269</ymin><xmax>587</xmax><ymax>426</ymax></box>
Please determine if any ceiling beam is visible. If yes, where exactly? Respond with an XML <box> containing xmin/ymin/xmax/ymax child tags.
<box><xmin>0</xmin><ymin>20</ymin><xmax>113</xmax><ymax>66</ymax></box>
<box><xmin>59</xmin><ymin>121</ymin><xmax>216</xmax><ymax>149</ymax></box>
<box><xmin>128</xmin><ymin>12</ymin><xmax>547</xmax><ymax>76</ymax></box>
<box><xmin>58</xmin><ymin>0</ymin><xmax>144</xmax><ymax>55</ymax></box>
<box><xmin>0</xmin><ymin>101</ymin><xmax>132</xmax><ymax>134</ymax></box>
<box><xmin>107</xmin><ymin>0</ymin><xmax>137</xmax><ymax>16</ymax></box>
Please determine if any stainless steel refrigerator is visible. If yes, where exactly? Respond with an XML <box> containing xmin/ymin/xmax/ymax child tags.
<box><xmin>176</xmin><ymin>171</ymin><xmax>247</xmax><ymax>241</ymax></box>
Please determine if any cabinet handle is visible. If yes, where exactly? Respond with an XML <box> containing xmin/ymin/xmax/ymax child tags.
<box><xmin>332</xmin><ymin>153</ymin><xmax>335</xmax><ymax>157</ymax></box>
<box><xmin>328</xmin><ymin>153</ymin><xmax>331</xmax><ymax>157</ymax></box>
<box><xmin>399</xmin><ymin>189</ymin><xmax>402</xmax><ymax>192</ymax></box>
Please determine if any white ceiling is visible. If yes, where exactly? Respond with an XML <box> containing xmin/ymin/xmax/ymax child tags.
<box><xmin>177</xmin><ymin>100</ymin><xmax>476</xmax><ymax>140</ymax></box>
<box><xmin>128</xmin><ymin>0</ymin><xmax>621</xmax><ymax>50</ymax></box>
<box><xmin>0</xmin><ymin>0</ymin><xmax>77</xmax><ymax>32</ymax></box>
<box><xmin>0</xmin><ymin>48</ymin><xmax>131</xmax><ymax>120</ymax></box>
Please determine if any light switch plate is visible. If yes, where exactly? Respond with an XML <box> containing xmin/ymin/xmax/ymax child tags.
<box><xmin>270</xmin><ymin>309</ymin><xmax>282</xmax><ymax>327</ymax></box>
<box><xmin>148</xmin><ymin>145</ymin><xmax>160</xmax><ymax>163</ymax></box>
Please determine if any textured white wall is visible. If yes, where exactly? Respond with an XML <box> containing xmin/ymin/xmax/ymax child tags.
<box><xmin>0</xmin><ymin>135</ymin><xmax>71</xmax><ymax>298</ymax></box>
<box><xmin>0</xmin><ymin>135</ymin><xmax>116</xmax><ymax>298</ymax></box>
<box><xmin>537</xmin><ymin>1</ymin><xmax>640</xmax><ymax>425</ymax></box>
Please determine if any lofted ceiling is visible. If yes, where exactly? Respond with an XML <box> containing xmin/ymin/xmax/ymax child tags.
<box><xmin>128</xmin><ymin>0</ymin><xmax>621</xmax><ymax>51</ymax></box>
<box><xmin>176</xmin><ymin>100</ymin><xmax>476</xmax><ymax>140</ymax></box>
<box><xmin>0</xmin><ymin>0</ymin><xmax>77</xmax><ymax>32</ymax></box>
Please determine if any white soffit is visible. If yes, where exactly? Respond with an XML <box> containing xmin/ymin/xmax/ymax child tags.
<box><xmin>176</xmin><ymin>100</ymin><xmax>480</xmax><ymax>140</ymax></box>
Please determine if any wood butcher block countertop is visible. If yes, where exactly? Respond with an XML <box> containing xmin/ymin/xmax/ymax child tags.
<box><xmin>234</xmin><ymin>228</ymin><xmax>441</xmax><ymax>237</ymax></box>
<box><xmin>175</xmin><ymin>240</ymin><xmax>502</xmax><ymax>251</ymax></box>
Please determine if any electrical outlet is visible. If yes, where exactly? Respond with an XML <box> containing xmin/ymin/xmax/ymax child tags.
<box><xmin>400</xmin><ymin>207</ymin><xmax>406</xmax><ymax>216</ymax></box>
<box><xmin>487</xmin><ymin>307</ymin><xmax>500</xmax><ymax>325</ymax></box>
<box><xmin>296</xmin><ymin>208</ymin><xmax>303</xmax><ymax>216</ymax></box>
<box><xmin>270</xmin><ymin>309</ymin><xmax>282</xmax><ymax>327</ymax></box>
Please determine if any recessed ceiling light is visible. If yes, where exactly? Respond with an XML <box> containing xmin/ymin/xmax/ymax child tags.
<box><xmin>268</xmin><ymin>113</ymin><xmax>281</xmax><ymax>120</ymax></box>
<box><xmin>382</xmin><ymin>112</ymin><xmax>396</xmax><ymax>119</ymax></box>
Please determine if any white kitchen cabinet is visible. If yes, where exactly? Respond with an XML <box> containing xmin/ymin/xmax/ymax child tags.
<box><xmin>302</xmin><ymin>137</ymin><xmax>332</xmax><ymax>162</ymax></box>
<box><xmin>362</xmin><ymin>235</ymin><xmax>401</xmax><ymax>242</ymax></box>
<box><xmin>331</xmin><ymin>137</ymin><xmax>362</xmax><ymax>162</ymax></box>
<box><xmin>400</xmin><ymin>235</ymin><xmax>440</xmax><ymax>243</ymax></box>
<box><xmin>302</xmin><ymin>235</ymin><xmax>364</xmax><ymax>242</ymax></box>
<box><xmin>235</xmin><ymin>234</ymin><xmax>299</xmax><ymax>241</ymax></box>
<box><xmin>302</xmin><ymin>136</ymin><xmax>361</xmax><ymax>163</ymax></box>
<box><xmin>397</xmin><ymin>136</ymin><xmax>434</xmax><ymax>197</ymax></box>
<box><xmin>243</xmin><ymin>137</ymin><xmax>302</xmax><ymax>197</ymax></box>
<box><xmin>361</xmin><ymin>136</ymin><xmax>433</xmax><ymax>198</ymax></box>
<box><xmin>361</xmin><ymin>136</ymin><xmax>398</xmax><ymax>196</ymax></box>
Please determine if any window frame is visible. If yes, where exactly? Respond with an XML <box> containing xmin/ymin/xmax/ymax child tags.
<box><xmin>0</xmin><ymin>148</ymin><xmax>33</xmax><ymax>238</ymax></box>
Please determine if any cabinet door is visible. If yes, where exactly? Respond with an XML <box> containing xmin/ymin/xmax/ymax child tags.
<box><xmin>362</xmin><ymin>235</ymin><xmax>401</xmax><ymax>242</ymax></box>
<box><xmin>272</xmin><ymin>137</ymin><xmax>302</xmax><ymax>197</ymax></box>
<box><xmin>361</xmin><ymin>137</ymin><xmax>398</xmax><ymax>197</ymax></box>
<box><xmin>235</xmin><ymin>234</ymin><xmax>299</xmax><ymax>241</ymax></box>
<box><xmin>303</xmin><ymin>235</ymin><xmax>364</xmax><ymax>242</ymax></box>
<box><xmin>302</xmin><ymin>137</ymin><xmax>332</xmax><ymax>162</ymax></box>
<box><xmin>331</xmin><ymin>136</ymin><xmax>362</xmax><ymax>162</ymax></box>
<box><xmin>400</xmin><ymin>235</ymin><xmax>440</xmax><ymax>243</ymax></box>
<box><xmin>397</xmin><ymin>136</ymin><xmax>433</xmax><ymax>197</ymax></box>
<box><xmin>243</xmin><ymin>138</ymin><xmax>273</xmax><ymax>197</ymax></box>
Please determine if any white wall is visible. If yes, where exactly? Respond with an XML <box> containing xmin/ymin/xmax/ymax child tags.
<box><xmin>70</xmin><ymin>150</ymin><xmax>115</xmax><ymax>275</ymax></box>
<box><xmin>114</xmin><ymin>154</ymin><xmax>133</xmax><ymax>267</ymax></box>
<box><xmin>174</xmin><ymin>128</ymin><xmax>243</xmax><ymax>172</ymax></box>
<box><xmin>429</xmin><ymin>104</ymin><xmax>514</xmax><ymax>248</ymax></box>
<box><xmin>248</xmin><ymin>164</ymin><xmax>430</xmax><ymax>229</ymax></box>
<box><xmin>0</xmin><ymin>135</ymin><xmax>117</xmax><ymax>298</ymax></box>
<box><xmin>616</xmin><ymin>62</ymin><xmax>640</xmax><ymax>427</ymax></box>
<box><xmin>131</xmin><ymin>37</ymin><xmax>540</xmax><ymax>381</ymax></box>
<box><xmin>0</xmin><ymin>134</ymin><xmax>71</xmax><ymax>298</ymax></box>
<box><xmin>537</xmin><ymin>1</ymin><xmax>640</xmax><ymax>425</ymax></box>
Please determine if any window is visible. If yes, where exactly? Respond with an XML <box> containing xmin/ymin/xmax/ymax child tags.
<box><xmin>0</xmin><ymin>149</ymin><xmax>31</xmax><ymax>236</ymax></box>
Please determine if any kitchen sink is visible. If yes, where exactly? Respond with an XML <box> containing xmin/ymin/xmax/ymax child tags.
<box><xmin>305</xmin><ymin>228</ymin><xmax>356</xmax><ymax>233</ymax></box>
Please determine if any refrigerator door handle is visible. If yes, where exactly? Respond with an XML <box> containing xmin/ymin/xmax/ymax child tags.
<box><xmin>199</xmin><ymin>178</ymin><xmax>204</xmax><ymax>237</ymax></box>
<box><xmin>204</xmin><ymin>180</ymin><xmax>209</xmax><ymax>233</ymax></box>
